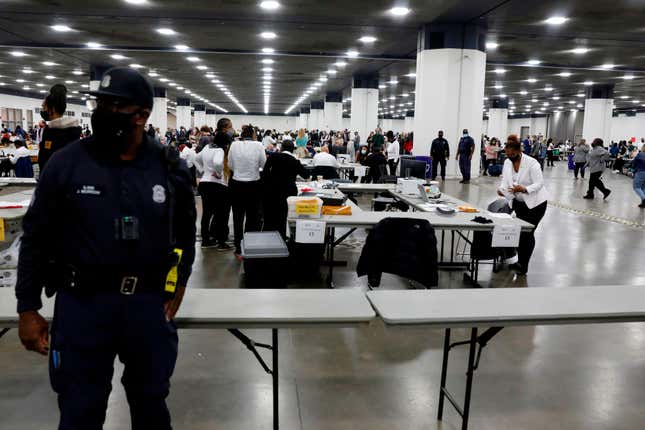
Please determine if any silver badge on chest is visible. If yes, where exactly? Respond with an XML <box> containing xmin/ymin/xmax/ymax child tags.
<box><xmin>152</xmin><ymin>184</ymin><xmax>166</xmax><ymax>203</ymax></box>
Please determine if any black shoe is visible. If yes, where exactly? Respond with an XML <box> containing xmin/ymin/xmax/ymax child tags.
<box><xmin>509</xmin><ymin>263</ymin><xmax>527</xmax><ymax>275</ymax></box>
<box><xmin>459</xmin><ymin>180</ymin><xmax>465</xmax><ymax>184</ymax></box>
<box><xmin>603</xmin><ymin>189</ymin><xmax>611</xmax><ymax>200</ymax></box>
<box><xmin>462</xmin><ymin>180</ymin><xmax>470</xmax><ymax>184</ymax></box>
<box><xmin>217</xmin><ymin>243</ymin><xmax>233</xmax><ymax>251</ymax></box>
<box><xmin>639</xmin><ymin>200</ymin><xmax>645</xmax><ymax>208</ymax></box>
<box><xmin>583</xmin><ymin>194</ymin><xmax>594</xmax><ymax>200</ymax></box>
<box><xmin>201</xmin><ymin>240</ymin><xmax>217</xmax><ymax>249</ymax></box>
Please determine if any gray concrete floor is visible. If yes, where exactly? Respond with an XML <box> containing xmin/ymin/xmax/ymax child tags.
<box><xmin>2</xmin><ymin>162</ymin><xmax>645</xmax><ymax>430</ymax></box>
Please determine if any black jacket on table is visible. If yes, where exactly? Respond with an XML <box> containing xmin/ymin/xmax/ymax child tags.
<box><xmin>261</xmin><ymin>152</ymin><xmax>310</xmax><ymax>198</ymax></box>
<box><xmin>430</xmin><ymin>138</ymin><xmax>450</xmax><ymax>160</ymax></box>
<box><xmin>356</xmin><ymin>217</ymin><xmax>438</xmax><ymax>288</ymax></box>
<box><xmin>16</xmin><ymin>134</ymin><xmax>196</xmax><ymax>313</ymax></box>
<box><xmin>38</xmin><ymin>120</ymin><xmax>82</xmax><ymax>172</ymax></box>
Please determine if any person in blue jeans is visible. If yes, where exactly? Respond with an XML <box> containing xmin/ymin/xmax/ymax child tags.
<box><xmin>633</xmin><ymin>144</ymin><xmax>645</xmax><ymax>208</ymax></box>
<box><xmin>456</xmin><ymin>129</ymin><xmax>475</xmax><ymax>184</ymax></box>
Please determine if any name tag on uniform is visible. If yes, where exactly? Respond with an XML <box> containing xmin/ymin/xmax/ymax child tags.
<box><xmin>75</xmin><ymin>185</ymin><xmax>103</xmax><ymax>196</ymax></box>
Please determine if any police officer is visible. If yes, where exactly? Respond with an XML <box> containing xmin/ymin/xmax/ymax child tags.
<box><xmin>430</xmin><ymin>130</ymin><xmax>450</xmax><ymax>181</ymax></box>
<box><xmin>15</xmin><ymin>67</ymin><xmax>196</xmax><ymax>430</ymax></box>
<box><xmin>456</xmin><ymin>128</ymin><xmax>475</xmax><ymax>184</ymax></box>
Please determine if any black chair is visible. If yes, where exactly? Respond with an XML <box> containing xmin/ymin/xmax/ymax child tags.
<box><xmin>311</xmin><ymin>165</ymin><xmax>339</xmax><ymax>180</ymax></box>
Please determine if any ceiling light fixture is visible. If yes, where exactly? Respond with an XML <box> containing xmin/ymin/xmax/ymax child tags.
<box><xmin>346</xmin><ymin>50</ymin><xmax>359</xmax><ymax>58</ymax></box>
<box><xmin>10</xmin><ymin>51</ymin><xmax>28</xmax><ymax>57</ymax></box>
<box><xmin>86</xmin><ymin>42</ymin><xmax>103</xmax><ymax>49</ymax></box>
<box><xmin>129</xmin><ymin>64</ymin><xmax>144</xmax><ymax>69</ymax></box>
<box><xmin>261</xmin><ymin>47</ymin><xmax>275</xmax><ymax>54</ymax></box>
<box><xmin>527</xmin><ymin>59</ymin><xmax>541</xmax><ymax>66</ymax></box>
<box><xmin>359</xmin><ymin>36</ymin><xmax>377</xmax><ymax>43</ymax></box>
<box><xmin>196</xmin><ymin>65</ymin><xmax>208</xmax><ymax>70</ymax></box>
<box><xmin>124</xmin><ymin>0</ymin><xmax>149</xmax><ymax>4</ymax></box>
<box><xmin>520</xmin><ymin>90</ymin><xmax>528</xmax><ymax>95</ymax></box>
<box><xmin>571</xmin><ymin>47</ymin><xmax>589</xmax><ymax>54</ymax></box>
<box><xmin>156</xmin><ymin>28</ymin><xmax>177</xmax><ymax>36</ymax></box>
<box><xmin>527</xmin><ymin>78</ymin><xmax>537</xmax><ymax>83</ymax></box>
<box><xmin>51</xmin><ymin>24</ymin><xmax>73</xmax><ymax>32</ymax></box>
<box><xmin>174</xmin><ymin>44</ymin><xmax>189</xmax><ymax>51</ymax></box>
<box><xmin>559</xmin><ymin>72</ymin><xmax>572</xmax><ymax>77</ymax></box>
<box><xmin>260</xmin><ymin>32</ymin><xmax>277</xmax><ymax>39</ymax></box>
<box><xmin>493</xmin><ymin>68</ymin><xmax>507</xmax><ymax>74</ymax></box>
<box><xmin>622</xmin><ymin>75</ymin><xmax>635</xmax><ymax>80</ymax></box>
<box><xmin>42</xmin><ymin>61</ymin><xmax>58</xmax><ymax>66</ymax></box>
<box><xmin>111</xmin><ymin>54</ymin><xmax>127</xmax><ymax>60</ymax></box>
<box><xmin>583</xmin><ymin>81</ymin><xmax>594</xmax><ymax>86</ymax></box>
<box><xmin>45</xmin><ymin>75</ymin><xmax>56</xmax><ymax>80</ymax></box>
<box><xmin>334</xmin><ymin>61</ymin><xmax>347</xmax><ymax>67</ymax></box>
<box><xmin>599</xmin><ymin>63</ymin><xmax>615</xmax><ymax>69</ymax></box>
<box><xmin>186</xmin><ymin>56</ymin><xmax>200</xmax><ymax>62</ymax></box>
<box><xmin>486</xmin><ymin>42</ymin><xmax>499</xmax><ymax>50</ymax></box>
<box><xmin>389</xmin><ymin>7</ymin><xmax>410</xmax><ymax>16</ymax></box>
<box><xmin>262</xmin><ymin>59</ymin><xmax>274</xmax><ymax>64</ymax></box>
<box><xmin>544</xmin><ymin>16</ymin><xmax>568</xmax><ymax>25</ymax></box>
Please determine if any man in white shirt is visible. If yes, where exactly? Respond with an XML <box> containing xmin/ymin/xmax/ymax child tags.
<box><xmin>227</xmin><ymin>125</ymin><xmax>267</xmax><ymax>257</ymax></box>
<box><xmin>313</xmin><ymin>145</ymin><xmax>339</xmax><ymax>168</ymax></box>
<box><xmin>9</xmin><ymin>140</ymin><xmax>31</xmax><ymax>165</ymax></box>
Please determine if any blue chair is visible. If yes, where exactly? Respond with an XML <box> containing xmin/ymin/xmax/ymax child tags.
<box><xmin>14</xmin><ymin>157</ymin><xmax>34</xmax><ymax>178</ymax></box>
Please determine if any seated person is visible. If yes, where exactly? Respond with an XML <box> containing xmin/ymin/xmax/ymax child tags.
<box><xmin>10</xmin><ymin>139</ymin><xmax>33</xmax><ymax>178</ymax></box>
<box><xmin>364</xmin><ymin>147</ymin><xmax>388</xmax><ymax>183</ymax></box>
<box><xmin>312</xmin><ymin>145</ymin><xmax>339</xmax><ymax>179</ymax></box>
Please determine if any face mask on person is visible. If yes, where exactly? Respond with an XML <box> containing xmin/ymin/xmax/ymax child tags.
<box><xmin>463</xmin><ymin>133</ymin><xmax>469</xmax><ymax>137</ymax></box>
<box><xmin>91</xmin><ymin>108</ymin><xmax>138</xmax><ymax>153</ymax></box>
<box><xmin>361</xmin><ymin>149</ymin><xmax>367</xmax><ymax>155</ymax></box>
<box><xmin>226</xmin><ymin>129</ymin><xmax>235</xmax><ymax>139</ymax></box>
<box><xmin>40</xmin><ymin>109</ymin><xmax>50</xmax><ymax>122</ymax></box>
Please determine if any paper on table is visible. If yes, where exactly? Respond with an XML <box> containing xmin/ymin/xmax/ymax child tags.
<box><xmin>0</xmin><ymin>200</ymin><xmax>31</xmax><ymax>208</ymax></box>
<box><xmin>295</xmin><ymin>220</ymin><xmax>326</xmax><ymax>244</ymax></box>
<box><xmin>487</xmin><ymin>212</ymin><xmax>512</xmax><ymax>219</ymax></box>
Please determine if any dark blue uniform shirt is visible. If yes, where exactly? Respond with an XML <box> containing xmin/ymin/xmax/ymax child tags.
<box><xmin>16</xmin><ymin>135</ymin><xmax>196</xmax><ymax>313</ymax></box>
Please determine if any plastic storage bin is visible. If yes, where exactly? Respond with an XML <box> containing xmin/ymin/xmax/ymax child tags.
<box><xmin>287</xmin><ymin>196</ymin><xmax>323</xmax><ymax>219</ymax></box>
<box><xmin>241</xmin><ymin>231</ymin><xmax>290</xmax><ymax>288</ymax></box>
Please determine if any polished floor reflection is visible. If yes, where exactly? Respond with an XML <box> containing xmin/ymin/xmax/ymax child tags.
<box><xmin>2</xmin><ymin>162</ymin><xmax>645</xmax><ymax>430</ymax></box>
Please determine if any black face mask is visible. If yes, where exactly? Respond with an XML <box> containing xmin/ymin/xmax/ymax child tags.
<box><xmin>40</xmin><ymin>110</ymin><xmax>50</xmax><ymax>122</ymax></box>
<box><xmin>91</xmin><ymin>108</ymin><xmax>137</xmax><ymax>153</ymax></box>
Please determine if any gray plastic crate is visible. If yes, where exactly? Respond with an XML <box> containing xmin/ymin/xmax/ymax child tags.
<box><xmin>241</xmin><ymin>231</ymin><xmax>289</xmax><ymax>259</ymax></box>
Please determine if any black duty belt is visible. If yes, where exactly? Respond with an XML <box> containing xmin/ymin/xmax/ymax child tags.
<box><xmin>62</xmin><ymin>266</ymin><xmax>167</xmax><ymax>295</ymax></box>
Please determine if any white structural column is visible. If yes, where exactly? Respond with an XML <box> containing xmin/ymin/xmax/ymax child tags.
<box><xmin>413</xmin><ymin>24</ymin><xmax>487</xmax><ymax>178</ymax></box>
<box><xmin>487</xmin><ymin>98</ymin><xmax>508</xmax><ymax>140</ymax></box>
<box><xmin>404</xmin><ymin>110</ymin><xmax>415</xmax><ymax>133</ymax></box>
<box><xmin>298</xmin><ymin>107</ymin><xmax>310</xmax><ymax>130</ymax></box>
<box><xmin>193</xmin><ymin>104</ymin><xmax>206</xmax><ymax>128</ymax></box>
<box><xmin>205</xmin><ymin>109</ymin><xmax>218</xmax><ymax>130</ymax></box>
<box><xmin>381</xmin><ymin>116</ymin><xmax>393</xmax><ymax>132</ymax></box>
<box><xmin>175</xmin><ymin>97</ymin><xmax>192</xmax><ymax>130</ymax></box>
<box><xmin>351</xmin><ymin>74</ymin><xmax>379</xmax><ymax>142</ymax></box>
<box><xmin>149</xmin><ymin>87</ymin><xmax>167</xmax><ymax>132</ymax></box>
<box><xmin>309</xmin><ymin>100</ymin><xmax>324</xmax><ymax>131</ymax></box>
<box><xmin>582</xmin><ymin>84</ymin><xmax>614</xmax><ymax>145</ymax></box>
<box><xmin>324</xmin><ymin>92</ymin><xmax>343</xmax><ymax>131</ymax></box>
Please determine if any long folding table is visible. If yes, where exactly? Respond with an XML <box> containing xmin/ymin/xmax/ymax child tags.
<box><xmin>0</xmin><ymin>288</ymin><xmax>376</xmax><ymax>430</ymax></box>
<box><xmin>367</xmin><ymin>286</ymin><xmax>645</xmax><ymax>430</ymax></box>
<box><xmin>289</xmin><ymin>185</ymin><xmax>532</xmax><ymax>287</ymax></box>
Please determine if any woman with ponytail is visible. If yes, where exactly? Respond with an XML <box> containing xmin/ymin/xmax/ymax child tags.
<box><xmin>38</xmin><ymin>84</ymin><xmax>82</xmax><ymax>172</ymax></box>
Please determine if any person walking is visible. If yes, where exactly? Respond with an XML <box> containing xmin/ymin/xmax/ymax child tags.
<box><xmin>227</xmin><ymin>125</ymin><xmax>266</xmax><ymax>258</ymax></box>
<box><xmin>584</xmin><ymin>138</ymin><xmax>611</xmax><ymax>200</ymax></box>
<box><xmin>573</xmin><ymin>139</ymin><xmax>590</xmax><ymax>179</ymax></box>
<box><xmin>497</xmin><ymin>135</ymin><xmax>549</xmax><ymax>275</ymax></box>
<box><xmin>15</xmin><ymin>67</ymin><xmax>196</xmax><ymax>430</ymax></box>
<box><xmin>386</xmin><ymin>130</ymin><xmax>400</xmax><ymax>176</ymax></box>
<box><xmin>482</xmin><ymin>138</ymin><xmax>499</xmax><ymax>176</ymax></box>
<box><xmin>632</xmin><ymin>144</ymin><xmax>645</xmax><ymax>208</ymax></box>
<box><xmin>430</xmin><ymin>130</ymin><xmax>449</xmax><ymax>181</ymax></box>
<box><xmin>456</xmin><ymin>128</ymin><xmax>475</xmax><ymax>183</ymax></box>
<box><xmin>194</xmin><ymin>118</ymin><xmax>233</xmax><ymax>250</ymax></box>
<box><xmin>295</xmin><ymin>128</ymin><xmax>308</xmax><ymax>158</ymax></box>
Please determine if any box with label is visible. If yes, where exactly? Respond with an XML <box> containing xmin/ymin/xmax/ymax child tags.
<box><xmin>287</xmin><ymin>196</ymin><xmax>323</xmax><ymax>219</ymax></box>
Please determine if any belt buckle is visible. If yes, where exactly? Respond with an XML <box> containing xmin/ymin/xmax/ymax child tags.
<box><xmin>120</xmin><ymin>276</ymin><xmax>138</xmax><ymax>295</ymax></box>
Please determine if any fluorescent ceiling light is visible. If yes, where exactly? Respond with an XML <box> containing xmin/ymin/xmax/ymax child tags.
<box><xmin>378</xmin><ymin>84</ymin><xmax>386</xmax><ymax>89</ymax></box>
<box><xmin>326</xmin><ymin>69</ymin><xmax>337</xmax><ymax>75</ymax></box>
<box><xmin>22</xmin><ymin>69</ymin><xmax>35</xmax><ymax>74</ymax></box>
<box><xmin>41</xmin><ymin>61</ymin><xmax>58</xmax><ymax>66</ymax></box>
<box><xmin>405</xmin><ymin>73</ymin><xmax>416</xmax><ymax>78</ymax></box>
<box><xmin>571</xmin><ymin>47</ymin><xmax>589</xmax><ymax>54</ymax></box>
<box><xmin>559</xmin><ymin>72</ymin><xmax>571</xmax><ymax>77</ymax></box>
<box><xmin>196</xmin><ymin>65</ymin><xmax>207</xmax><ymax>70</ymax></box>
<box><xmin>261</xmin><ymin>47</ymin><xmax>275</xmax><ymax>54</ymax></box>
<box><xmin>389</xmin><ymin>7</ymin><xmax>410</xmax><ymax>16</ymax></box>
<box><xmin>51</xmin><ymin>25</ymin><xmax>73</xmax><ymax>32</ymax></box>
<box><xmin>486</xmin><ymin>42</ymin><xmax>499</xmax><ymax>50</ymax></box>
<box><xmin>599</xmin><ymin>63</ymin><xmax>615</xmax><ymax>69</ymax></box>
<box><xmin>124</xmin><ymin>0</ymin><xmax>148</xmax><ymax>4</ymax></box>
<box><xmin>260</xmin><ymin>32</ymin><xmax>277</xmax><ymax>39</ymax></box>
<box><xmin>86</xmin><ymin>42</ymin><xmax>102</xmax><ymax>49</ymax></box>
<box><xmin>527</xmin><ymin>78</ymin><xmax>537</xmax><ymax>83</ymax></box>
<box><xmin>15</xmin><ymin>79</ymin><xmax>25</xmax><ymax>83</ymax></box>
<box><xmin>260</xmin><ymin>1</ymin><xmax>280</xmax><ymax>10</ymax></box>
<box><xmin>520</xmin><ymin>90</ymin><xmax>528</xmax><ymax>95</ymax></box>
<box><xmin>263</xmin><ymin>67</ymin><xmax>273</xmax><ymax>72</ymax></box>
<box><xmin>262</xmin><ymin>59</ymin><xmax>274</xmax><ymax>64</ymax></box>
<box><xmin>359</xmin><ymin>36</ymin><xmax>377</xmax><ymax>43</ymax></box>
<box><xmin>186</xmin><ymin>56</ymin><xmax>200</xmax><ymax>62</ymax></box>
<box><xmin>494</xmin><ymin>84</ymin><xmax>503</xmax><ymax>89</ymax></box>
<box><xmin>346</xmin><ymin>50</ymin><xmax>359</xmax><ymax>58</ymax></box>
<box><xmin>10</xmin><ymin>51</ymin><xmax>27</xmax><ymax>57</ymax></box>
<box><xmin>493</xmin><ymin>68</ymin><xmax>506</xmax><ymax>74</ymax></box>
<box><xmin>111</xmin><ymin>54</ymin><xmax>127</xmax><ymax>60</ymax></box>
<box><xmin>175</xmin><ymin>44</ymin><xmax>189</xmax><ymax>51</ymax></box>
<box><xmin>544</xmin><ymin>87</ymin><xmax>554</xmax><ymax>91</ymax></box>
<box><xmin>129</xmin><ymin>63</ymin><xmax>144</xmax><ymax>69</ymax></box>
<box><xmin>583</xmin><ymin>81</ymin><xmax>594</xmax><ymax>86</ymax></box>
<box><xmin>544</xmin><ymin>16</ymin><xmax>568</xmax><ymax>25</ymax></box>
<box><xmin>45</xmin><ymin>75</ymin><xmax>56</xmax><ymax>79</ymax></box>
<box><xmin>156</xmin><ymin>28</ymin><xmax>177</xmax><ymax>36</ymax></box>
<box><xmin>389</xmin><ymin>79</ymin><xmax>398</xmax><ymax>84</ymax></box>
<box><xmin>334</xmin><ymin>61</ymin><xmax>347</xmax><ymax>67</ymax></box>
<box><xmin>620</xmin><ymin>95</ymin><xmax>629</xmax><ymax>99</ymax></box>
<box><xmin>527</xmin><ymin>59</ymin><xmax>541</xmax><ymax>65</ymax></box>
<box><xmin>622</xmin><ymin>75</ymin><xmax>635</xmax><ymax>80</ymax></box>
<box><xmin>65</xmin><ymin>80</ymin><xmax>75</xmax><ymax>84</ymax></box>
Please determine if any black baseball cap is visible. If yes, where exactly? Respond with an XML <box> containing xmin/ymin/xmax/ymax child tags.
<box><xmin>83</xmin><ymin>67</ymin><xmax>154</xmax><ymax>109</ymax></box>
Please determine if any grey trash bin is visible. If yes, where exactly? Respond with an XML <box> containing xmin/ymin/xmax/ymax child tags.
<box><xmin>241</xmin><ymin>231</ymin><xmax>290</xmax><ymax>288</ymax></box>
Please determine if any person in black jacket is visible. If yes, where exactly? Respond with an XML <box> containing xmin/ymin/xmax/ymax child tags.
<box><xmin>430</xmin><ymin>130</ymin><xmax>450</xmax><ymax>181</ymax></box>
<box><xmin>261</xmin><ymin>139</ymin><xmax>310</xmax><ymax>238</ymax></box>
<box><xmin>38</xmin><ymin>84</ymin><xmax>82</xmax><ymax>172</ymax></box>
<box><xmin>364</xmin><ymin>147</ymin><xmax>388</xmax><ymax>183</ymax></box>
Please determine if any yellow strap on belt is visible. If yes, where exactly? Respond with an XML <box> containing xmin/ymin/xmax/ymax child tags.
<box><xmin>165</xmin><ymin>248</ymin><xmax>183</xmax><ymax>293</ymax></box>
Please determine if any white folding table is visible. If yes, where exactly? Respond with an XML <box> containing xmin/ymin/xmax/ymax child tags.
<box><xmin>367</xmin><ymin>286</ymin><xmax>645</xmax><ymax>430</ymax></box>
<box><xmin>1</xmin><ymin>288</ymin><xmax>376</xmax><ymax>430</ymax></box>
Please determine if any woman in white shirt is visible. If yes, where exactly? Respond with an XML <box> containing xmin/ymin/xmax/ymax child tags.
<box><xmin>262</xmin><ymin>130</ymin><xmax>276</xmax><ymax>150</ymax></box>
<box><xmin>227</xmin><ymin>125</ymin><xmax>267</xmax><ymax>257</ymax></box>
<box><xmin>194</xmin><ymin>120</ymin><xmax>232</xmax><ymax>250</ymax></box>
<box><xmin>497</xmin><ymin>135</ymin><xmax>549</xmax><ymax>275</ymax></box>
<box><xmin>386</xmin><ymin>131</ymin><xmax>400</xmax><ymax>176</ymax></box>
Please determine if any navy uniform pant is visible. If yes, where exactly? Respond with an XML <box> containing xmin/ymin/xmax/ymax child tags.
<box><xmin>49</xmin><ymin>289</ymin><xmax>178</xmax><ymax>430</ymax></box>
<box><xmin>458</xmin><ymin>155</ymin><xmax>471</xmax><ymax>180</ymax></box>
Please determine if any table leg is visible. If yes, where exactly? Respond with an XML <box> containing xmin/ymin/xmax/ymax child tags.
<box><xmin>450</xmin><ymin>230</ymin><xmax>455</xmax><ymax>263</ymax></box>
<box><xmin>437</xmin><ymin>328</ymin><xmax>451</xmax><ymax>420</ymax></box>
<box><xmin>273</xmin><ymin>329</ymin><xmax>279</xmax><ymax>430</ymax></box>
<box><xmin>462</xmin><ymin>328</ymin><xmax>478</xmax><ymax>430</ymax></box>
<box><xmin>326</xmin><ymin>227</ymin><xmax>336</xmax><ymax>288</ymax></box>
<box><xmin>441</xmin><ymin>231</ymin><xmax>446</xmax><ymax>263</ymax></box>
